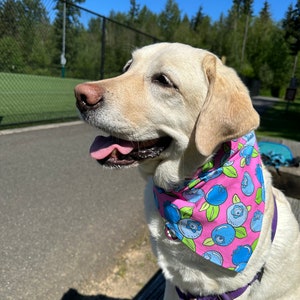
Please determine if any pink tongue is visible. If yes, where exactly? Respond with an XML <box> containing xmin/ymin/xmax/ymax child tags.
<box><xmin>90</xmin><ymin>136</ymin><xmax>134</xmax><ymax>160</ymax></box>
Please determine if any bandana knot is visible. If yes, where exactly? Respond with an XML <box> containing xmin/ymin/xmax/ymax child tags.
<box><xmin>153</xmin><ymin>132</ymin><xmax>265</xmax><ymax>272</ymax></box>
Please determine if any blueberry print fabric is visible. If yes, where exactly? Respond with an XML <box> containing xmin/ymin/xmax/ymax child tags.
<box><xmin>153</xmin><ymin>132</ymin><xmax>265</xmax><ymax>273</ymax></box>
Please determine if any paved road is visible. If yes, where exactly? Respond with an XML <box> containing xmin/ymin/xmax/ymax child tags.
<box><xmin>0</xmin><ymin>122</ymin><xmax>146</xmax><ymax>300</ymax></box>
<box><xmin>252</xmin><ymin>96</ymin><xmax>278</xmax><ymax>115</ymax></box>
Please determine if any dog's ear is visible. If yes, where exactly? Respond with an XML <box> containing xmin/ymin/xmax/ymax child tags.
<box><xmin>195</xmin><ymin>54</ymin><xmax>259</xmax><ymax>156</ymax></box>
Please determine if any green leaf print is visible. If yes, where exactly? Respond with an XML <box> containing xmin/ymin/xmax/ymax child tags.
<box><xmin>240</xmin><ymin>157</ymin><xmax>246</xmax><ymax>168</ymax></box>
<box><xmin>180</xmin><ymin>207</ymin><xmax>193</xmax><ymax>219</ymax></box>
<box><xmin>202</xmin><ymin>161</ymin><xmax>214</xmax><ymax>172</ymax></box>
<box><xmin>223</xmin><ymin>166</ymin><xmax>238</xmax><ymax>178</ymax></box>
<box><xmin>200</xmin><ymin>202</ymin><xmax>210</xmax><ymax>211</ymax></box>
<box><xmin>232</xmin><ymin>194</ymin><xmax>241</xmax><ymax>204</ymax></box>
<box><xmin>255</xmin><ymin>188</ymin><xmax>263</xmax><ymax>204</ymax></box>
<box><xmin>206</xmin><ymin>205</ymin><xmax>220</xmax><ymax>222</ymax></box>
<box><xmin>235</xmin><ymin>226</ymin><xmax>247</xmax><ymax>239</ymax></box>
<box><xmin>203</xmin><ymin>237</ymin><xmax>215</xmax><ymax>246</ymax></box>
<box><xmin>251</xmin><ymin>239</ymin><xmax>258</xmax><ymax>251</ymax></box>
<box><xmin>182</xmin><ymin>237</ymin><xmax>196</xmax><ymax>252</ymax></box>
<box><xmin>188</xmin><ymin>178</ymin><xmax>201</xmax><ymax>189</ymax></box>
<box><xmin>252</xmin><ymin>148</ymin><xmax>258</xmax><ymax>158</ymax></box>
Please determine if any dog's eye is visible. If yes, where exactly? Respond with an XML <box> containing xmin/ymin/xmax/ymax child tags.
<box><xmin>123</xmin><ymin>59</ymin><xmax>132</xmax><ymax>73</ymax></box>
<box><xmin>153</xmin><ymin>73</ymin><xmax>177</xmax><ymax>89</ymax></box>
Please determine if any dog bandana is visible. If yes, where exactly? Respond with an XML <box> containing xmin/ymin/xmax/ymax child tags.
<box><xmin>153</xmin><ymin>131</ymin><xmax>265</xmax><ymax>272</ymax></box>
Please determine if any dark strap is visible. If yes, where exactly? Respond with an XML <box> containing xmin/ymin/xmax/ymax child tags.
<box><xmin>176</xmin><ymin>197</ymin><xmax>277</xmax><ymax>300</ymax></box>
<box><xmin>176</xmin><ymin>269</ymin><xmax>264</xmax><ymax>300</ymax></box>
<box><xmin>271</xmin><ymin>197</ymin><xmax>278</xmax><ymax>242</ymax></box>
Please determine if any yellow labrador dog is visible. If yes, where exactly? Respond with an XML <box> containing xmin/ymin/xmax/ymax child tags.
<box><xmin>75</xmin><ymin>43</ymin><xmax>300</xmax><ymax>300</ymax></box>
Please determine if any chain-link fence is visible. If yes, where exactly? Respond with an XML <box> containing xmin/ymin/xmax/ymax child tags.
<box><xmin>0</xmin><ymin>0</ymin><xmax>160</xmax><ymax>128</ymax></box>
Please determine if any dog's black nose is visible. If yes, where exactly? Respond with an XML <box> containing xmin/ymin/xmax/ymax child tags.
<box><xmin>75</xmin><ymin>83</ymin><xmax>104</xmax><ymax>111</ymax></box>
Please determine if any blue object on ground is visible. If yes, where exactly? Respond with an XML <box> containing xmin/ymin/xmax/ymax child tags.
<box><xmin>258</xmin><ymin>141</ymin><xmax>299</xmax><ymax>170</ymax></box>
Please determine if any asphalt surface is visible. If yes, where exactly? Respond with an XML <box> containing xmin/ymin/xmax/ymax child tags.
<box><xmin>251</xmin><ymin>96</ymin><xmax>279</xmax><ymax>115</ymax></box>
<box><xmin>0</xmin><ymin>122</ymin><xmax>146</xmax><ymax>300</ymax></box>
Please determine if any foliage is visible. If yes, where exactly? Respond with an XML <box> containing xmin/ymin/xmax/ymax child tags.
<box><xmin>0</xmin><ymin>0</ymin><xmax>50</xmax><ymax>73</ymax></box>
<box><xmin>282</xmin><ymin>1</ymin><xmax>300</xmax><ymax>56</ymax></box>
<box><xmin>0</xmin><ymin>0</ymin><xmax>299</xmax><ymax>95</ymax></box>
<box><xmin>0</xmin><ymin>36</ymin><xmax>24</xmax><ymax>72</ymax></box>
<box><xmin>158</xmin><ymin>0</ymin><xmax>181</xmax><ymax>40</ymax></box>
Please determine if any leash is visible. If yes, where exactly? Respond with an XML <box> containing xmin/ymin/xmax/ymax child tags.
<box><xmin>176</xmin><ymin>197</ymin><xmax>278</xmax><ymax>300</ymax></box>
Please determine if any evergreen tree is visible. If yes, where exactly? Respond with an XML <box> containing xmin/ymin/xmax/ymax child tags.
<box><xmin>210</xmin><ymin>13</ymin><xmax>227</xmax><ymax>57</ymax></box>
<box><xmin>188</xmin><ymin>7</ymin><xmax>212</xmax><ymax>49</ymax></box>
<box><xmin>127</xmin><ymin>0</ymin><xmax>140</xmax><ymax>25</ymax></box>
<box><xmin>248</xmin><ymin>2</ymin><xmax>290</xmax><ymax>96</ymax></box>
<box><xmin>240</xmin><ymin>0</ymin><xmax>253</xmax><ymax>65</ymax></box>
<box><xmin>158</xmin><ymin>0</ymin><xmax>181</xmax><ymax>41</ymax></box>
<box><xmin>137</xmin><ymin>5</ymin><xmax>160</xmax><ymax>39</ymax></box>
<box><xmin>19</xmin><ymin>0</ymin><xmax>49</xmax><ymax>72</ymax></box>
<box><xmin>173</xmin><ymin>14</ymin><xmax>192</xmax><ymax>45</ymax></box>
<box><xmin>282</xmin><ymin>0</ymin><xmax>300</xmax><ymax>80</ymax></box>
<box><xmin>283</xmin><ymin>1</ymin><xmax>300</xmax><ymax>56</ymax></box>
<box><xmin>259</xmin><ymin>1</ymin><xmax>271</xmax><ymax>20</ymax></box>
<box><xmin>190</xmin><ymin>6</ymin><xmax>204</xmax><ymax>32</ymax></box>
<box><xmin>0</xmin><ymin>0</ymin><xmax>50</xmax><ymax>74</ymax></box>
<box><xmin>225</xmin><ymin>0</ymin><xmax>244</xmax><ymax>69</ymax></box>
<box><xmin>0</xmin><ymin>0</ymin><xmax>22</xmax><ymax>37</ymax></box>
<box><xmin>72</xmin><ymin>17</ymin><xmax>102</xmax><ymax>80</ymax></box>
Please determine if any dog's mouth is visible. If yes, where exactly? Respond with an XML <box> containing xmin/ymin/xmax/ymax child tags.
<box><xmin>89</xmin><ymin>135</ymin><xmax>172</xmax><ymax>167</ymax></box>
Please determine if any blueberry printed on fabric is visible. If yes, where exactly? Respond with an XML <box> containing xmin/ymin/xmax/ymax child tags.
<box><xmin>153</xmin><ymin>131</ymin><xmax>265</xmax><ymax>272</ymax></box>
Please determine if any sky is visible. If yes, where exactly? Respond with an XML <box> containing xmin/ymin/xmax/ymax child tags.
<box><xmin>80</xmin><ymin>0</ymin><xmax>297</xmax><ymax>22</ymax></box>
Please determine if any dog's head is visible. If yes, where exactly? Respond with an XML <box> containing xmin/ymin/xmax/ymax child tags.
<box><xmin>75</xmin><ymin>43</ymin><xmax>259</xmax><ymax>190</ymax></box>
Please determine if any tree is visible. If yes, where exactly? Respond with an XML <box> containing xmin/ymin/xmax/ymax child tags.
<box><xmin>210</xmin><ymin>13</ymin><xmax>227</xmax><ymax>57</ymax></box>
<box><xmin>282</xmin><ymin>1</ymin><xmax>300</xmax><ymax>79</ymax></box>
<box><xmin>224</xmin><ymin>0</ymin><xmax>244</xmax><ymax>69</ymax></box>
<box><xmin>173</xmin><ymin>14</ymin><xmax>192</xmax><ymax>45</ymax></box>
<box><xmin>188</xmin><ymin>7</ymin><xmax>212</xmax><ymax>49</ymax></box>
<box><xmin>190</xmin><ymin>6</ymin><xmax>204</xmax><ymax>32</ymax></box>
<box><xmin>247</xmin><ymin>2</ymin><xmax>290</xmax><ymax>96</ymax></box>
<box><xmin>136</xmin><ymin>6</ymin><xmax>160</xmax><ymax>40</ymax></box>
<box><xmin>158</xmin><ymin>0</ymin><xmax>181</xmax><ymax>41</ymax></box>
<box><xmin>259</xmin><ymin>1</ymin><xmax>271</xmax><ymax>20</ymax></box>
<box><xmin>19</xmin><ymin>0</ymin><xmax>49</xmax><ymax>71</ymax></box>
<box><xmin>71</xmin><ymin>17</ymin><xmax>102</xmax><ymax>80</ymax></box>
<box><xmin>267</xmin><ymin>29</ymin><xmax>291</xmax><ymax>96</ymax></box>
<box><xmin>0</xmin><ymin>36</ymin><xmax>24</xmax><ymax>72</ymax></box>
<box><xmin>247</xmin><ymin>1</ymin><xmax>273</xmax><ymax>80</ymax></box>
<box><xmin>0</xmin><ymin>0</ymin><xmax>50</xmax><ymax>74</ymax></box>
<box><xmin>0</xmin><ymin>0</ymin><xmax>22</xmax><ymax>37</ymax></box>
<box><xmin>240</xmin><ymin>0</ymin><xmax>254</xmax><ymax>64</ymax></box>
<box><xmin>127</xmin><ymin>0</ymin><xmax>140</xmax><ymax>25</ymax></box>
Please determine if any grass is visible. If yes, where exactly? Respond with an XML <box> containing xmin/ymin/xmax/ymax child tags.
<box><xmin>1</xmin><ymin>72</ymin><xmax>300</xmax><ymax>142</ymax></box>
<box><xmin>0</xmin><ymin>72</ymin><xmax>84</xmax><ymax>127</ymax></box>
<box><xmin>257</xmin><ymin>98</ymin><xmax>300</xmax><ymax>141</ymax></box>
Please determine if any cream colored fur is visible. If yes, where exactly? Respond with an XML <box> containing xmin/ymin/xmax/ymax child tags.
<box><xmin>77</xmin><ymin>43</ymin><xmax>300</xmax><ymax>299</ymax></box>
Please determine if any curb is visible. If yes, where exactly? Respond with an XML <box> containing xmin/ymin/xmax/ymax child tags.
<box><xmin>0</xmin><ymin>120</ymin><xmax>84</xmax><ymax>136</ymax></box>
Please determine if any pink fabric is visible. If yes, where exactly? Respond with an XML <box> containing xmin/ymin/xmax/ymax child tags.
<box><xmin>153</xmin><ymin>132</ymin><xmax>265</xmax><ymax>272</ymax></box>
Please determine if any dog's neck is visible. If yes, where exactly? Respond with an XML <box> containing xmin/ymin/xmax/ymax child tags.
<box><xmin>153</xmin><ymin>131</ymin><xmax>266</xmax><ymax>272</ymax></box>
